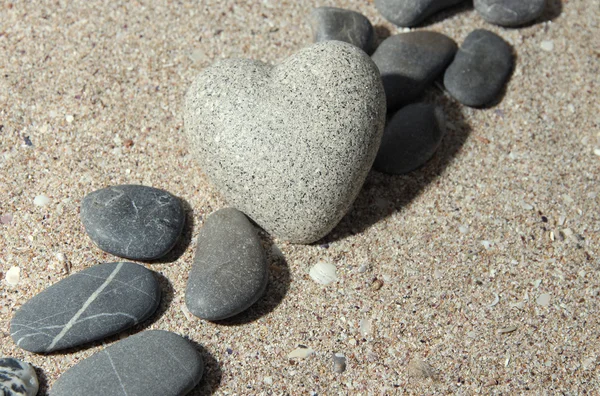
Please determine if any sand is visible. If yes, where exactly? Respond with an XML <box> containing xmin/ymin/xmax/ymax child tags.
<box><xmin>1</xmin><ymin>0</ymin><xmax>598</xmax><ymax>394</ymax></box>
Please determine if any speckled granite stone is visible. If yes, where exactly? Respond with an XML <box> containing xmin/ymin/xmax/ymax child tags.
<box><xmin>375</xmin><ymin>0</ymin><xmax>466</xmax><ymax>27</ymax></box>
<box><xmin>310</xmin><ymin>7</ymin><xmax>376</xmax><ymax>54</ymax></box>
<box><xmin>474</xmin><ymin>0</ymin><xmax>546</xmax><ymax>27</ymax></box>
<box><xmin>371</xmin><ymin>31</ymin><xmax>457</xmax><ymax>111</ymax></box>
<box><xmin>10</xmin><ymin>262</ymin><xmax>160</xmax><ymax>353</ymax></box>
<box><xmin>81</xmin><ymin>185</ymin><xmax>185</xmax><ymax>261</ymax></box>
<box><xmin>50</xmin><ymin>330</ymin><xmax>204</xmax><ymax>396</ymax></box>
<box><xmin>0</xmin><ymin>358</ymin><xmax>39</xmax><ymax>396</ymax></box>
<box><xmin>184</xmin><ymin>41</ymin><xmax>386</xmax><ymax>243</ymax></box>
<box><xmin>443</xmin><ymin>29</ymin><xmax>513</xmax><ymax>107</ymax></box>
<box><xmin>374</xmin><ymin>103</ymin><xmax>446</xmax><ymax>174</ymax></box>
<box><xmin>185</xmin><ymin>208</ymin><xmax>268</xmax><ymax>321</ymax></box>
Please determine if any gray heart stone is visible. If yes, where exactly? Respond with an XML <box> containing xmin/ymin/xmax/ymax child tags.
<box><xmin>184</xmin><ymin>41</ymin><xmax>386</xmax><ymax>243</ymax></box>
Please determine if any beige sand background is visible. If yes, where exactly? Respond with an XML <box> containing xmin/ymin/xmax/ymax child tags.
<box><xmin>1</xmin><ymin>0</ymin><xmax>599</xmax><ymax>394</ymax></box>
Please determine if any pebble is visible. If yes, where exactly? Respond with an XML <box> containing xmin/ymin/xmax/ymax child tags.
<box><xmin>540</xmin><ymin>40</ymin><xmax>554</xmax><ymax>52</ymax></box>
<box><xmin>373</xmin><ymin>103</ymin><xmax>446</xmax><ymax>174</ymax></box>
<box><xmin>310</xmin><ymin>7</ymin><xmax>376</xmax><ymax>54</ymax></box>
<box><xmin>443</xmin><ymin>29</ymin><xmax>513</xmax><ymax>107</ymax></box>
<box><xmin>50</xmin><ymin>330</ymin><xmax>204</xmax><ymax>396</ymax></box>
<box><xmin>33</xmin><ymin>195</ymin><xmax>50</xmax><ymax>207</ymax></box>
<box><xmin>375</xmin><ymin>0</ymin><xmax>465</xmax><ymax>27</ymax></box>
<box><xmin>371</xmin><ymin>32</ymin><xmax>457</xmax><ymax>111</ymax></box>
<box><xmin>185</xmin><ymin>208</ymin><xmax>268</xmax><ymax>321</ymax></box>
<box><xmin>0</xmin><ymin>357</ymin><xmax>39</xmax><ymax>396</ymax></box>
<box><xmin>5</xmin><ymin>267</ymin><xmax>20</xmax><ymax>286</ymax></box>
<box><xmin>309</xmin><ymin>261</ymin><xmax>338</xmax><ymax>285</ymax></box>
<box><xmin>184</xmin><ymin>41</ymin><xmax>386</xmax><ymax>243</ymax></box>
<box><xmin>474</xmin><ymin>0</ymin><xmax>546</xmax><ymax>27</ymax></box>
<box><xmin>10</xmin><ymin>262</ymin><xmax>160</xmax><ymax>353</ymax></box>
<box><xmin>332</xmin><ymin>353</ymin><xmax>347</xmax><ymax>373</ymax></box>
<box><xmin>81</xmin><ymin>185</ymin><xmax>185</xmax><ymax>260</ymax></box>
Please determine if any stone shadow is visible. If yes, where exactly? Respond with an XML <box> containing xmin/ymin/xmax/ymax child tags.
<box><xmin>186</xmin><ymin>339</ymin><xmax>223</xmax><ymax>395</ymax></box>
<box><xmin>33</xmin><ymin>365</ymin><xmax>50</xmax><ymax>395</ymax></box>
<box><xmin>318</xmin><ymin>90</ymin><xmax>472</xmax><ymax>244</ymax></box>
<box><xmin>373</xmin><ymin>24</ymin><xmax>392</xmax><ymax>48</ymax></box>
<box><xmin>150</xmin><ymin>198</ymin><xmax>194</xmax><ymax>263</ymax></box>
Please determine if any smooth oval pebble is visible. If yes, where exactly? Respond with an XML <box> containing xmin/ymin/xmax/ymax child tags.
<box><xmin>371</xmin><ymin>31</ymin><xmax>457</xmax><ymax>111</ymax></box>
<box><xmin>474</xmin><ymin>0</ymin><xmax>546</xmax><ymax>27</ymax></box>
<box><xmin>374</xmin><ymin>103</ymin><xmax>446</xmax><ymax>174</ymax></box>
<box><xmin>50</xmin><ymin>330</ymin><xmax>204</xmax><ymax>396</ymax></box>
<box><xmin>0</xmin><ymin>357</ymin><xmax>39</xmax><ymax>396</ymax></box>
<box><xmin>10</xmin><ymin>262</ymin><xmax>160</xmax><ymax>353</ymax></box>
<box><xmin>310</xmin><ymin>7</ymin><xmax>376</xmax><ymax>54</ymax></box>
<box><xmin>443</xmin><ymin>29</ymin><xmax>513</xmax><ymax>107</ymax></box>
<box><xmin>81</xmin><ymin>184</ymin><xmax>185</xmax><ymax>260</ymax></box>
<box><xmin>185</xmin><ymin>208</ymin><xmax>268</xmax><ymax>321</ymax></box>
<box><xmin>375</xmin><ymin>0</ymin><xmax>465</xmax><ymax>27</ymax></box>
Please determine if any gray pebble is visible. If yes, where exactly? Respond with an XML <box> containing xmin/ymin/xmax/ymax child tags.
<box><xmin>184</xmin><ymin>41</ymin><xmax>386</xmax><ymax>243</ymax></box>
<box><xmin>0</xmin><ymin>358</ymin><xmax>38</xmax><ymax>396</ymax></box>
<box><xmin>371</xmin><ymin>31</ymin><xmax>457</xmax><ymax>111</ymax></box>
<box><xmin>332</xmin><ymin>353</ymin><xmax>347</xmax><ymax>374</ymax></box>
<box><xmin>185</xmin><ymin>208</ymin><xmax>268</xmax><ymax>321</ymax></box>
<box><xmin>443</xmin><ymin>29</ymin><xmax>513</xmax><ymax>107</ymax></box>
<box><xmin>374</xmin><ymin>103</ymin><xmax>445</xmax><ymax>174</ymax></box>
<box><xmin>10</xmin><ymin>262</ymin><xmax>160</xmax><ymax>353</ymax></box>
<box><xmin>50</xmin><ymin>330</ymin><xmax>204</xmax><ymax>396</ymax></box>
<box><xmin>310</xmin><ymin>7</ymin><xmax>376</xmax><ymax>54</ymax></box>
<box><xmin>375</xmin><ymin>0</ymin><xmax>465</xmax><ymax>27</ymax></box>
<box><xmin>474</xmin><ymin>0</ymin><xmax>546</xmax><ymax>27</ymax></box>
<box><xmin>81</xmin><ymin>185</ymin><xmax>185</xmax><ymax>261</ymax></box>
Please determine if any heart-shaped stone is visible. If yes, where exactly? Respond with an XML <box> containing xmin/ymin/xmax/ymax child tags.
<box><xmin>184</xmin><ymin>41</ymin><xmax>386</xmax><ymax>243</ymax></box>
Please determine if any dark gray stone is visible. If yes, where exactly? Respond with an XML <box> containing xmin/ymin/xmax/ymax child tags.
<box><xmin>81</xmin><ymin>185</ymin><xmax>185</xmax><ymax>260</ymax></box>
<box><xmin>372</xmin><ymin>31</ymin><xmax>457</xmax><ymax>111</ymax></box>
<box><xmin>10</xmin><ymin>262</ymin><xmax>160</xmax><ymax>353</ymax></box>
<box><xmin>185</xmin><ymin>208</ymin><xmax>268</xmax><ymax>321</ymax></box>
<box><xmin>50</xmin><ymin>330</ymin><xmax>203</xmax><ymax>396</ymax></box>
<box><xmin>374</xmin><ymin>103</ymin><xmax>445</xmax><ymax>174</ymax></box>
<box><xmin>474</xmin><ymin>0</ymin><xmax>546</xmax><ymax>27</ymax></box>
<box><xmin>443</xmin><ymin>29</ymin><xmax>513</xmax><ymax>107</ymax></box>
<box><xmin>375</xmin><ymin>0</ymin><xmax>465</xmax><ymax>27</ymax></box>
<box><xmin>310</xmin><ymin>7</ymin><xmax>376</xmax><ymax>54</ymax></box>
<box><xmin>0</xmin><ymin>358</ymin><xmax>38</xmax><ymax>396</ymax></box>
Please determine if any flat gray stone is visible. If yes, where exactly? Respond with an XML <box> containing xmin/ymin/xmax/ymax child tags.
<box><xmin>474</xmin><ymin>0</ymin><xmax>546</xmax><ymax>26</ymax></box>
<box><xmin>374</xmin><ymin>103</ymin><xmax>446</xmax><ymax>174</ymax></box>
<box><xmin>185</xmin><ymin>208</ymin><xmax>268</xmax><ymax>321</ymax></box>
<box><xmin>184</xmin><ymin>41</ymin><xmax>386</xmax><ymax>243</ymax></box>
<box><xmin>443</xmin><ymin>29</ymin><xmax>513</xmax><ymax>107</ymax></box>
<box><xmin>0</xmin><ymin>358</ymin><xmax>38</xmax><ymax>396</ymax></box>
<box><xmin>310</xmin><ymin>7</ymin><xmax>376</xmax><ymax>54</ymax></box>
<box><xmin>50</xmin><ymin>330</ymin><xmax>203</xmax><ymax>396</ymax></box>
<box><xmin>375</xmin><ymin>0</ymin><xmax>465</xmax><ymax>27</ymax></box>
<box><xmin>10</xmin><ymin>262</ymin><xmax>160</xmax><ymax>353</ymax></box>
<box><xmin>81</xmin><ymin>185</ymin><xmax>185</xmax><ymax>260</ymax></box>
<box><xmin>371</xmin><ymin>31</ymin><xmax>457</xmax><ymax>111</ymax></box>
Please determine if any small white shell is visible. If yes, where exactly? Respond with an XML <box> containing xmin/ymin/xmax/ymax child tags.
<box><xmin>288</xmin><ymin>346</ymin><xmax>314</xmax><ymax>358</ymax></box>
<box><xmin>309</xmin><ymin>261</ymin><xmax>337</xmax><ymax>285</ymax></box>
<box><xmin>5</xmin><ymin>266</ymin><xmax>21</xmax><ymax>286</ymax></box>
<box><xmin>33</xmin><ymin>195</ymin><xmax>51</xmax><ymax>206</ymax></box>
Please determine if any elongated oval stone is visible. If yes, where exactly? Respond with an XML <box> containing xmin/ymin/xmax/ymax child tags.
<box><xmin>81</xmin><ymin>185</ymin><xmax>185</xmax><ymax>261</ymax></box>
<box><xmin>10</xmin><ymin>262</ymin><xmax>160</xmax><ymax>353</ymax></box>
<box><xmin>185</xmin><ymin>208</ymin><xmax>268</xmax><ymax>321</ymax></box>
<box><xmin>474</xmin><ymin>0</ymin><xmax>546</xmax><ymax>27</ymax></box>
<box><xmin>50</xmin><ymin>330</ymin><xmax>204</xmax><ymax>396</ymax></box>
<box><xmin>310</xmin><ymin>7</ymin><xmax>376</xmax><ymax>54</ymax></box>
<box><xmin>0</xmin><ymin>357</ymin><xmax>39</xmax><ymax>396</ymax></box>
<box><xmin>375</xmin><ymin>0</ymin><xmax>465</xmax><ymax>27</ymax></box>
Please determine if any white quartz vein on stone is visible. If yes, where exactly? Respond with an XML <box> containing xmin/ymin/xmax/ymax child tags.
<box><xmin>46</xmin><ymin>262</ymin><xmax>124</xmax><ymax>351</ymax></box>
<box><xmin>104</xmin><ymin>348</ymin><xmax>129</xmax><ymax>396</ymax></box>
<box><xmin>75</xmin><ymin>272</ymin><xmax>157</xmax><ymax>301</ymax></box>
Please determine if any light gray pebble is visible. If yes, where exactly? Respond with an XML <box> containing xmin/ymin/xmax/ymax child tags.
<box><xmin>332</xmin><ymin>353</ymin><xmax>347</xmax><ymax>373</ymax></box>
<box><xmin>310</xmin><ymin>7</ymin><xmax>376</xmax><ymax>54</ymax></box>
<box><xmin>474</xmin><ymin>0</ymin><xmax>546</xmax><ymax>27</ymax></box>
<box><xmin>0</xmin><ymin>358</ymin><xmax>39</xmax><ymax>396</ymax></box>
<box><xmin>375</xmin><ymin>0</ymin><xmax>466</xmax><ymax>27</ymax></box>
<box><xmin>184</xmin><ymin>41</ymin><xmax>386</xmax><ymax>243</ymax></box>
<box><xmin>185</xmin><ymin>208</ymin><xmax>268</xmax><ymax>321</ymax></box>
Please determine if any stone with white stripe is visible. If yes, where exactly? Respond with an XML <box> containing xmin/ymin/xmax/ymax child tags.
<box><xmin>51</xmin><ymin>330</ymin><xmax>204</xmax><ymax>396</ymax></box>
<box><xmin>10</xmin><ymin>262</ymin><xmax>160</xmax><ymax>353</ymax></box>
<box><xmin>0</xmin><ymin>357</ymin><xmax>39</xmax><ymax>396</ymax></box>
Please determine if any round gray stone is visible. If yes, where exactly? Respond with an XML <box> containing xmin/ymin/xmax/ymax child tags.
<box><xmin>184</xmin><ymin>41</ymin><xmax>386</xmax><ymax>243</ymax></box>
<box><xmin>310</xmin><ymin>7</ymin><xmax>376</xmax><ymax>54</ymax></box>
<box><xmin>10</xmin><ymin>262</ymin><xmax>160</xmax><ymax>353</ymax></box>
<box><xmin>375</xmin><ymin>0</ymin><xmax>466</xmax><ymax>27</ymax></box>
<box><xmin>443</xmin><ymin>29</ymin><xmax>513</xmax><ymax>107</ymax></box>
<box><xmin>81</xmin><ymin>184</ymin><xmax>185</xmax><ymax>261</ymax></box>
<box><xmin>474</xmin><ymin>0</ymin><xmax>546</xmax><ymax>27</ymax></box>
<box><xmin>50</xmin><ymin>330</ymin><xmax>204</xmax><ymax>396</ymax></box>
<box><xmin>374</xmin><ymin>103</ymin><xmax>446</xmax><ymax>174</ymax></box>
<box><xmin>371</xmin><ymin>31</ymin><xmax>457</xmax><ymax>111</ymax></box>
<box><xmin>0</xmin><ymin>358</ymin><xmax>39</xmax><ymax>396</ymax></box>
<box><xmin>185</xmin><ymin>208</ymin><xmax>268</xmax><ymax>321</ymax></box>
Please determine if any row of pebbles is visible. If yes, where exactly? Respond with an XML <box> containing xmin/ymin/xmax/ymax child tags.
<box><xmin>3</xmin><ymin>0</ymin><xmax>549</xmax><ymax>394</ymax></box>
